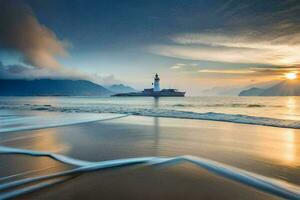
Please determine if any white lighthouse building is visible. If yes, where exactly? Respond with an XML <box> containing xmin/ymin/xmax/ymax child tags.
<box><xmin>153</xmin><ymin>73</ymin><xmax>160</xmax><ymax>92</ymax></box>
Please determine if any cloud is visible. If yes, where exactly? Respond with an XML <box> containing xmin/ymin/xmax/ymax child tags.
<box><xmin>0</xmin><ymin>0</ymin><xmax>68</xmax><ymax>69</ymax></box>
<box><xmin>0</xmin><ymin>62</ymin><xmax>32</xmax><ymax>79</ymax></box>
<box><xmin>0</xmin><ymin>1</ymin><xmax>122</xmax><ymax>85</ymax></box>
<box><xmin>170</xmin><ymin>63</ymin><xmax>186</xmax><ymax>69</ymax></box>
<box><xmin>0</xmin><ymin>61</ymin><xmax>120</xmax><ymax>85</ymax></box>
<box><xmin>170</xmin><ymin>65</ymin><xmax>181</xmax><ymax>69</ymax></box>
<box><xmin>217</xmin><ymin>0</ymin><xmax>300</xmax><ymax>34</ymax></box>
<box><xmin>198</xmin><ymin>69</ymin><xmax>255</xmax><ymax>74</ymax></box>
<box><xmin>192</xmin><ymin>66</ymin><xmax>300</xmax><ymax>79</ymax></box>
<box><xmin>149</xmin><ymin>31</ymin><xmax>300</xmax><ymax>66</ymax></box>
<box><xmin>98</xmin><ymin>75</ymin><xmax>120</xmax><ymax>85</ymax></box>
<box><xmin>149</xmin><ymin>1</ymin><xmax>300</xmax><ymax>67</ymax></box>
<box><xmin>0</xmin><ymin>61</ymin><xmax>81</xmax><ymax>79</ymax></box>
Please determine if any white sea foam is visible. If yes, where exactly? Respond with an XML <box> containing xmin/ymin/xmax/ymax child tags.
<box><xmin>0</xmin><ymin>110</ymin><xmax>127</xmax><ymax>133</ymax></box>
<box><xmin>0</xmin><ymin>146</ymin><xmax>299</xmax><ymax>200</ymax></box>
<box><xmin>1</xmin><ymin>103</ymin><xmax>300</xmax><ymax>130</ymax></box>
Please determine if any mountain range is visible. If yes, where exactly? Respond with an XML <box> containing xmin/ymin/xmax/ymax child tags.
<box><xmin>239</xmin><ymin>80</ymin><xmax>300</xmax><ymax>96</ymax></box>
<box><xmin>2</xmin><ymin>78</ymin><xmax>299</xmax><ymax>97</ymax></box>
<box><xmin>0</xmin><ymin>79</ymin><xmax>136</xmax><ymax>96</ymax></box>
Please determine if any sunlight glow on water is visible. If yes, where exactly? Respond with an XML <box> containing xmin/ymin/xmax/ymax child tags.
<box><xmin>283</xmin><ymin>129</ymin><xmax>296</xmax><ymax>164</ymax></box>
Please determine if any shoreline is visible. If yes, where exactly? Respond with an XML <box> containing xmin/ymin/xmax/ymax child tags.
<box><xmin>0</xmin><ymin>115</ymin><xmax>299</xmax><ymax>199</ymax></box>
<box><xmin>2</xmin><ymin>109</ymin><xmax>300</xmax><ymax>134</ymax></box>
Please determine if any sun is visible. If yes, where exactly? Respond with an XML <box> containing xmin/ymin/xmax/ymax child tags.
<box><xmin>285</xmin><ymin>72</ymin><xmax>297</xmax><ymax>80</ymax></box>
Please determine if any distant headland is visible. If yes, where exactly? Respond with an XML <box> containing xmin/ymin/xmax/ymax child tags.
<box><xmin>239</xmin><ymin>80</ymin><xmax>300</xmax><ymax>96</ymax></box>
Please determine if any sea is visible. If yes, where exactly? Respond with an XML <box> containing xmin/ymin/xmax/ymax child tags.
<box><xmin>1</xmin><ymin>96</ymin><xmax>300</xmax><ymax>132</ymax></box>
<box><xmin>0</xmin><ymin>96</ymin><xmax>300</xmax><ymax>199</ymax></box>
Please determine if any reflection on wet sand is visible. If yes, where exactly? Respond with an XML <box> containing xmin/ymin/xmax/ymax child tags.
<box><xmin>282</xmin><ymin>129</ymin><xmax>297</xmax><ymax>165</ymax></box>
<box><xmin>251</xmin><ymin>126</ymin><xmax>299</xmax><ymax>167</ymax></box>
<box><xmin>2</xmin><ymin>128</ymin><xmax>70</xmax><ymax>154</ymax></box>
<box><xmin>153</xmin><ymin>98</ymin><xmax>160</xmax><ymax>155</ymax></box>
<box><xmin>0</xmin><ymin>128</ymin><xmax>70</xmax><ymax>182</ymax></box>
<box><xmin>152</xmin><ymin>97</ymin><xmax>299</xmax><ymax>167</ymax></box>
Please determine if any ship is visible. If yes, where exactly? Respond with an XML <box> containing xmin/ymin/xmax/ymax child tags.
<box><xmin>112</xmin><ymin>73</ymin><xmax>185</xmax><ymax>97</ymax></box>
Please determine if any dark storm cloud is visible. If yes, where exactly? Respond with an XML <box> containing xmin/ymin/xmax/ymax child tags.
<box><xmin>0</xmin><ymin>0</ymin><xmax>68</xmax><ymax>69</ymax></box>
<box><xmin>0</xmin><ymin>61</ymin><xmax>34</xmax><ymax>79</ymax></box>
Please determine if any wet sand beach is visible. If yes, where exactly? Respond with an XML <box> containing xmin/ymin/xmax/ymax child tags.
<box><xmin>18</xmin><ymin>163</ymin><xmax>282</xmax><ymax>200</ymax></box>
<box><xmin>0</xmin><ymin>116</ymin><xmax>299</xmax><ymax>199</ymax></box>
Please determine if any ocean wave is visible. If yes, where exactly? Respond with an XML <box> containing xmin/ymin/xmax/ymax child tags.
<box><xmin>0</xmin><ymin>112</ymin><xmax>127</xmax><ymax>133</ymax></box>
<box><xmin>0</xmin><ymin>146</ymin><xmax>299</xmax><ymax>200</ymax></box>
<box><xmin>172</xmin><ymin>103</ymin><xmax>282</xmax><ymax>108</ymax></box>
<box><xmin>1</xmin><ymin>104</ymin><xmax>300</xmax><ymax>129</ymax></box>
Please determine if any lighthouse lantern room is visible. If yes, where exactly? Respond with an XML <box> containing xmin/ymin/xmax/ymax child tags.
<box><xmin>153</xmin><ymin>73</ymin><xmax>160</xmax><ymax>92</ymax></box>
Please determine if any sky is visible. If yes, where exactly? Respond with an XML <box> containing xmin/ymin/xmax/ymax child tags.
<box><xmin>1</xmin><ymin>0</ymin><xmax>300</xmax><ymax>95</ymax></box>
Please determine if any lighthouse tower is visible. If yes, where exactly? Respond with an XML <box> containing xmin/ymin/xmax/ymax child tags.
<box><xmin>153</xmin><ymin>73</ymin><xmax>160</xmax><ymax>92</ymax></box>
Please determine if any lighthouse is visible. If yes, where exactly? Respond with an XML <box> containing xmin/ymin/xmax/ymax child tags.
<box><xmin>153</xmin><ymin>73</ymin><xmax>160</xmax><ymax>92</ymax></box>
<box><xmin>112</xmin><ymin>73</ymin><xmax>185</xmax><ymax>97</ymax></box>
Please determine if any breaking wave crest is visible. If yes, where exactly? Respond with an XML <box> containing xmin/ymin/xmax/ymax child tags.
<box><xmin>1</xmin><ymin>104</ymin><xmax>300</xmax><ymax>129</ymax></box>
<box><xmin>0</xmin><ymin>146</ymin><xmax>299</xmax><ymax>200</ymax></box>
<box><xmin>172</xmin><ymin>103</ymin><xmax>271</xmax><ymax>108</ymax></box>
